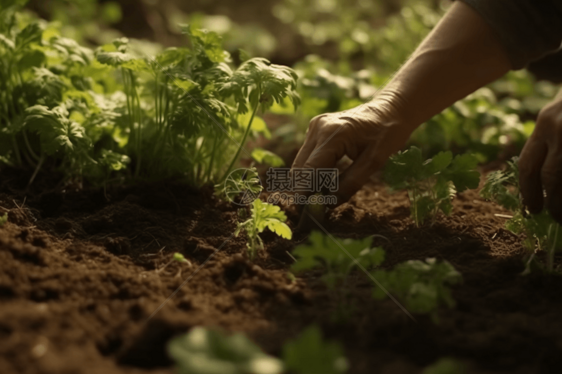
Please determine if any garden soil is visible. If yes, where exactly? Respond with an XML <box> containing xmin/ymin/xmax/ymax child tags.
<box><xmin>1</xmin><ymin>166</ymin><xmax>561</xmax><ymax>374</ymax></box>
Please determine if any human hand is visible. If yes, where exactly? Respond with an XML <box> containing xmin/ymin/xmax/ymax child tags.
<box><xmin>519</xmin><ymin>93</ymin><xmax>562</xmax><ymax>223</ymax></box>
<box><xmin>291</xmin><ymin>100</ymin><xmax>414</xmax><ymax>206</ymax></box>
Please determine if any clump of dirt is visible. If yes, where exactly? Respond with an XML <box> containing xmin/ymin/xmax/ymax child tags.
<box><xmin>0</xmin><ymin>168</ymin><xmax>561</xmax><ymax>374</ymax></box>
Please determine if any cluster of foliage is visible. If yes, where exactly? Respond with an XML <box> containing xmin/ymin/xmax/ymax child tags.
<box><xmin>291</xmin><ymin>231</ymin><xmax>384</xmax><ymax>320</ymax></box>
<box><xmin>235</xmin><ymin>198</ymin><xmax>292</xmax><ymax>259</ymax></box>
<box><xmin>167</xmin><ymin>325</ymin><xmax>348</xmax><ymax>374</ymax></box>
<box><xmin>291</xmin><ymin>232</ymin><xmax>462</xmax><ymax>320</ymax></box>
<box><xmin>481</xmin><ymin>158</ymin><xmax>562</xmax><ymax>273</ymax></box>
<box><xmin>0</xmin><ymin>1</ymin><xmax>299</xmax><ymax>188</ymax></box>
<box><xmin>384</xmin><ymin>146</ymin><xmax>480</xmax><ymax>226</ymax></box>
<box><xmin>372</xmin><ymin>258</ymin><xmax>462</xmax><ymax>322</ymax></box>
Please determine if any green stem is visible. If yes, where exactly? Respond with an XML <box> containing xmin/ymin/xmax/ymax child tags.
<box><xmin>11</xmin><ymin>134</ymin><xmax>21</xmax><ymax>166</ymax></box>
<box><xmin>221</xmin><ymin>102</ymin><xmax>259</xmax><ymax>182</ymax></box>
<box><xmin>22</xmin><ymin>131</ymin><xmax>40</xmax><ymax>161</ymax></box>
<box><xmin>204</xmin><ymin>135</ymin><xmax>221</xmax><ymax>183</ymax></box>
<box><xmin>131</xmin><ymin>71</ymin><xmax>143</xmax><ymax>178</ymax></box>
<box><xmin>27</xmin><ymin>153</ymin><xmax>45</xmax><ymax>187</ymax></box>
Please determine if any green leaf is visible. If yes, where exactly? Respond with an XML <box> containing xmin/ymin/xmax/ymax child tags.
<box><xmin>282</xmin><ymin>326</ymin><xmax>348</xmax><ymax>374</ymax></box>
<box><xmin>173</xmin><ymin>78</ymin><xmax>198</xmax><ymax>92</ymax></box>
<box><xmin>98</xmin><ymin>149</ymin><xmax>129</xmax><ymax>171</ymax></box>
<box><xmin>423</xmin><ymin>151</ymin><xmax>452</xmax><ymax>176</ymax></box>
<box><xmin>372</xmin><ymin>258</ymin><xmax>462</xmax><ymax>316</ymax></box>
<box><xmin>422</xmin><ymin>358</ymin><xmax>467</xmax><ymax>374</ymax></box>
<box><xmin>442</xmin><ymin>153</ymin><xmax>480</xmax><ymax>192</ymax></box>
<box><xmin>16</xmin><ymin>22</ymin><xmax>44</xmax><ymax>48</ymax></box>
<box><xmin>384</xmin><ymin>146</ymin><xmax>424</xmax><ymax>188</ymax></box>
<box><xmin>96</xmin><ymin>51</ymin><xmax>134</xmax><ymax>67</ymax></box>
<box><xmin>0</xmin><ymin>213</ymin><xmax>7</xmax><ymax>226</ymax></box>
<box><xmin>251</xmin><ymin>148</ymin><xmax>284</xmax><ymax>167</ymax></box>
<box><xmin>17</xmin><ymin>49</ymin><xmax>45</xmax><ymax>70</ymax></box>
<box><xmin>167</xmin><ymin>327</ymin><xmax>283</xmax><ymax>374</ymax></box>
<box><xmin>291</xmin><ymin>231</ymin><xmax>383</xmax><ymax>276</ymax></box>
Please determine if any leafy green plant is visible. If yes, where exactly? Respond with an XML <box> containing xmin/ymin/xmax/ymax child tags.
<box><xmin>422</xmin><ymin>358</ymin><xmax>467</xmax><ymax>374</ymax></box>
<box><xmin>384</xmin><ymin>146</ymin><xmax>480</xmax><ymax>227</ymax></box>
<box><xmin>481</xmin><ymin>157</ymin><xmax>562</xmax><ymax>273</ymax></box>
<box><xmin>167</xmin><ymin>327</ymin><xmax>283</xmax><ymax>374</ymax></box>
<box><xmin>291</xmin><ymin>231</ymin><xmax>384</xmax><ymax>320</ymax></box>
<box><xmin>235</xmin><ymin>198</ymin><xmax>292</xmax><ymax>259</ymax></box>
<box><xmin>0</xmin><ymin>2</ymin><xmax>299</xmax><ymax>189</ymax></box>
<box><xmin>168</xmin><ymin>325</ymin><xmax>350</xmax><ymax>374</ymax></box>
<box><xmin>372</xmin><ymin>258</ymin><xmax>462</xmax><ymax>321</ymax></box>
<box><xmin>282</xmin><ymin>325</ymin><xmax>348</xmax><ymax>374</ymax></box>
<box><xmin>0</xmin><ymin>212</ymin><xmax>7</xmax><ymax>226</ymax></box>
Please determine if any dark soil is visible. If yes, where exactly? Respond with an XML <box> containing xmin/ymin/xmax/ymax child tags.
<box><xmin>1</xmin><ymin>167</ymin><xmax>562</xmax><ymax>374</ymax></box>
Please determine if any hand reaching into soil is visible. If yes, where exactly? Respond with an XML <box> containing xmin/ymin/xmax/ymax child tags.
<box><xmin>292</xmin><ymin>1</ymin><xmax>511</xmax><ymax>206</ymax></box>
<box><xmin>291</xmin><ymin>98</ymin><xmax>414</xmax><ymax>205</ymax></box>
<box><xmin>519</xmin><ymin>90</ymin><xmax>562</xmax><ymax>223</ymax></box>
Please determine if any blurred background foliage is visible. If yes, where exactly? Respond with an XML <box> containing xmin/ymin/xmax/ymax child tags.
<box><xmin>20</xmin><ymin>0</ymin><xmax>562</xmax><ymax>164</ymax></box>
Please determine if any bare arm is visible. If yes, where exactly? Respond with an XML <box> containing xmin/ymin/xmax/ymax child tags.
<box><xmin>293</xmin><ymin>1</ymin><xmax>511</xmax><ymax>204</ymax></box>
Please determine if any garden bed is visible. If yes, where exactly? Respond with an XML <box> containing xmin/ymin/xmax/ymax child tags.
<box><xmin>1</xmin><ymin>167</ymin><xmax>561</xmax><ymax>374</ymax></box>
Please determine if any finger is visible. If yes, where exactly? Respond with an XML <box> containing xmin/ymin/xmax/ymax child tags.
<box><xmin>334</xmin><ymin>145</ymin><xmax>386</xmax><ymax>206</ymax></box>
<box><xmin>334</xmin><ymin>122</ymin><xmax>409</xmax><ymax>206</ymax></box>
<box><xmin>292</xmin><ymin>135</ymin><xmax>317</xmax><ymax>169</ymax></box>
<box><xmin>519</xmin><ymin>138</ymin><xmax>547</xmax><ymax>214</ymax></box>
<box><xmin>291</xmin><ymin>117</ymin><xmax>324</xmax><ymax>169</ymax></box>
<box><xmin>541</xmin><ymin>148</ymin><xmax>562</xmax><ymax>223</ymax></box>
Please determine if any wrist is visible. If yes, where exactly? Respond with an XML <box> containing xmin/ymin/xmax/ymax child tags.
<box><xmin>366</xmin><ymin>88</ymin><xmax>416</xmax><ymax>130</ymax></box>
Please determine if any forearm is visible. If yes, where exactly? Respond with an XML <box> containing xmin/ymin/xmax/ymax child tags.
<box><xmin>371</xmin><ymin>1</ymin><xmax>512</xmax><ymax>130</ymax></box>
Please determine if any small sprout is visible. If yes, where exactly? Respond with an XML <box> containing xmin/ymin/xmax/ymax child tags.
<box><xmin>173</xmin><ymin>252</ymin><xmax>192</xmax><ymax>266</ymax></box>
<box><xmin>282</xmin><ymin>325</ymin><xmax>348</xmax><ymax>374</ymax></box>
<box><xmin>0</xmin><ymin>213</ymin><xmax>7</xmax><ymax>227</ymax></box>
<box><xmin>422</xmin><ymin>358</ymin><xmax>467</xmax><ymax>374</ymax></box>
<box><xmin>384</xmin><ymin>146</ymin><xmax>480</xmax><ymax>227</ymax></box>
<box><xmin>372</xmin><ymin>258</ymin><xmax>462</xmax><ymax>322</ymax></box>
<box><xmin>286</xmin><ymin>272</ymin><xmax>297</xmax><ymax>284</ymax></box>
<box><xmin>235</xmin><ymin>198</ymin><xmax>292</xmax><ymax>259</ymax></box>
<box><xmin>481</xmin><ymin>157</ymin><xmax>562</xmax><ymax>273</ymax></box>
<box><xmin>291</xmin><ymin>231</ymin><xmax>384</xmax><ymax>321</ymax></box>
<box><xmin>167</xmin><ymin>326</ymin><xmax>283</xmax><ymax>374</ymax></box>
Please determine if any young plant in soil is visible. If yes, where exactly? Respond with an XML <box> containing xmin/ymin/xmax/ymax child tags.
<box><xmin>384</xmin><ymin>146</ymin><xmax>480</xmax><ymax>227</ymax></box>
<box><xmin>282</xmin><ymin>325</ymin><xmax>348</xmax><ymax>374</ymax></box>
<box><xmin>481</xmin><ymin>157</ymin><xmax>562</xmax><ymax>273</ymax></box>
<box><xmin>167</xmin><ymin>325</ymin><xmax>349</xmax><ymax>374</ymax></box>
<box><xmin>167</xmin><ymin>326</ymin><xmax>283</xmax><ymax>374</ymax></box>
<box><xmin>235</xmin><ymin>198</ymin><xmax>292</xmax><ymax>259</ymax></box>
<box><xmin>291</xmin><ymin>231</ymin><xmax>384</xmax><ymax>321</ymax></box>
<box><xmin>371</xmin><ymin>258</ymin><xmax>462</xmax><ymax>322</ymax></box>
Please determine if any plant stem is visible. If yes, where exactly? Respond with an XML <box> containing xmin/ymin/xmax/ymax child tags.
<box><xmin>27</xmin><ymin>154</ymin><xmax>44</xmax><ymax>188</ymax></box>
<box><xmin>220</xmin><ymin>101</ymin><xmax>259</xmax><ymax>182</ymax></box>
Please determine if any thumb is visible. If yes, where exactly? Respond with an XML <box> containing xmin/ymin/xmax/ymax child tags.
<box><xmin>335</xmin><ymin>145</ymin><xmax>386</xmax><ymax>206</ymax></box>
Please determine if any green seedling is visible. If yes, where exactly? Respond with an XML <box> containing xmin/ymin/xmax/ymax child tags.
<box><xmin>384</xmin><ymin>146</ymin><xmax>480</xmax><ymax>227</ymax></box>
<box><xmin>282</xmin><ymin>325</ymin><xmax>348</xmax><ymax>374</ymax></box>
<box><xmin>157</xmin><ymin>251</ymin><xmax>192</xmax><ymax>276</ymax></box>
<box><xmin>0</xmin><ymin>213</ymin><xmax>7</xmax><ymax>226</ymax></box>
<box><xmin>235</xmin><ymin>198</ymin><xmax>292</xmax><ymax>259</ymax></box>
<box><xmin>167</xmin><ymin>327</ymin><xmax>283</xmax><ymax>374</ymax></box>
<box><xmin>422</xmin><ymin>358</ymin><xmax>467</xmax><ymax>374</ymax></box>
<box><xmin>372</xmin><ymin>258</ymin><xmax>462</xmax><ymax>322</ymax></box>
<box><xmin>291</xmin><ymin>231</ymin><xmax>384</xmax><ymax>321</ymax></box>
<box><xmin>481</xmin><ymin>157</ymin><xmax>562</xmax><ymax>273</ymax></box>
